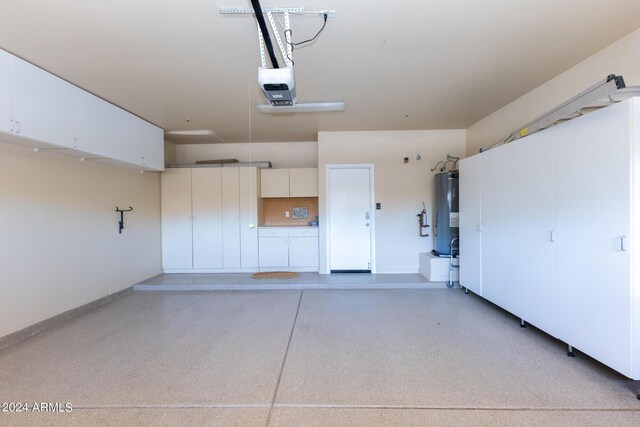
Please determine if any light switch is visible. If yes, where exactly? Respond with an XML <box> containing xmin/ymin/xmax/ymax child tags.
<box><xmin>285</xmin><ymin>211</ymin><xmax>290</xmax><ymax>218</ymax></box>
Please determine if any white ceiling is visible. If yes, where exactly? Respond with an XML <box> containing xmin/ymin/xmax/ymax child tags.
<box><xmin>1</xmin><ymin>0</ymin><xmax>640</xmax><ymax>143</ymax></box>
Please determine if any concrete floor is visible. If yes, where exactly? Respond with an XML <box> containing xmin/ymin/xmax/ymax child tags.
<box><xmin>1</xmin><ymin>289</ymin><xmax>639</xmax><ymax>426</ymax></box>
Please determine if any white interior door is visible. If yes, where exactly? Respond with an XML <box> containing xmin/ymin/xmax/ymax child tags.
<box><xmin>192</xmin><ymin>168</ymin><xmax>223</xmax><ymax>269</ymax></box>
<box><xmin>556</xmin><ymin>100</ymin><xmax>632</xmax><ymax>376</ymax></box>
<box><xmin>328</xmin><ymin>167</ymin><xmax>372</xmax><ymax>271</ymax></box>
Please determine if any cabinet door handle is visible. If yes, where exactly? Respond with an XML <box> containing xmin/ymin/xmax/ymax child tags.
<box><xmin>549</xmin><ymin>230</ymin><xmax>556</xmax><ymax>242</ymax></box>
<box><xmin>619</xmin><ymin>235</ymin><xmax>628</xmax><ymax>251</ymax></box>
<box><xmin>15</xmin><ymin>121</ymin><xmax>20</xmax><ymax>133</ymax></box>
<box><xmin>476</xmin><ymin>223</ymin><xmax>482</xmax><ymax>232</ymax></box>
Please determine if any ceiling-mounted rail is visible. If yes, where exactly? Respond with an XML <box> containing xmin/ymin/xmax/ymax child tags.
<box><xmin>481</xmin><ymin>74</ymin><xmax>630</xmax><ymax>153</ymax></box>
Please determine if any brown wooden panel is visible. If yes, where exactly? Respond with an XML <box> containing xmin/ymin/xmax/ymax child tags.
<box><xmin>261</xmin><ymin>197</ymin><xmax>319</xmax><ymax>226</ymax></box>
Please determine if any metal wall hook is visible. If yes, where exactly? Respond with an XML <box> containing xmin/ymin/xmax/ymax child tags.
<box><xmin>115</xmin><ymin>206</ymin><xmax>133</xmax><ymax>234</ymax></box>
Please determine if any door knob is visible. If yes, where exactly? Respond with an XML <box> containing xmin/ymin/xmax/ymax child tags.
<box><xmin>365</xmin><ymin>223</ymin><xmax>370</xmax><ymax>227</ymax></box>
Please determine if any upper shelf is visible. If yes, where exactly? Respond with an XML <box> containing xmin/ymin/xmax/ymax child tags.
<box><xmin>0</xmin><ymin>49</ymin><xmax>164</xmax><ymax>171</ymax></box>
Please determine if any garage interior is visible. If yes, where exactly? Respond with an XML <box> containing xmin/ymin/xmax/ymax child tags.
<box><xmin>2</xmin><ymin>1</ymin><xmax>640</xmax><ymax>426</ymax></box>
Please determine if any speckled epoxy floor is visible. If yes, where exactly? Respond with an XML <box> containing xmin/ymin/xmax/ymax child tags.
<box><xmin>1</xmin><ymin>289</ymin><xmax>639</xmax><ymax>426</ymax></box>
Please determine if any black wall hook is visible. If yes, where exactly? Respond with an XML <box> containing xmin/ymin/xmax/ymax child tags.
<box><xmin>115</xmin><ymin>206</ymin><xmax>133</xmax><ymax>234</ymax></box>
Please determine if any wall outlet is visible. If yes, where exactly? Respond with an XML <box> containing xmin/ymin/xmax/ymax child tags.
<box><xmin>285</xmin><ymin>211</ymin><xmax>290</xmax><ymax>218</ymax></box>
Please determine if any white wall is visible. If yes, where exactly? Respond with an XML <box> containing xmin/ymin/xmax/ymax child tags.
<box><xmin>466</xmin><ymin>28</ymin><xmax>640</xmax><ymax>156</ymax></box>
<box><xmin>0</xmin><ymin>142</ymin><xmax>162</xmax><ymax>338</ymax></box>
<box><xmin>318</xmin><ymin>130</ymin><xmax>466</xmax><ymax>274</ymax></box>
<box><xmin>176</xmin><ymin>141</ymin><xmax>318</xmax><ymax>168</ymax></box>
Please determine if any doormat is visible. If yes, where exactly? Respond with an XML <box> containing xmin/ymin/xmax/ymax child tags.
<box><xmin>251</xmin><ymin>272</ymin><xmax>300</xmax><ymax>279</ymax></box>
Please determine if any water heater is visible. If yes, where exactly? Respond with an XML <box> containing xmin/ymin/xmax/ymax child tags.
<box><xmin>433</xmin><ymin>171</ymin><xmax>459</xmax><ymax>256</ymax></box>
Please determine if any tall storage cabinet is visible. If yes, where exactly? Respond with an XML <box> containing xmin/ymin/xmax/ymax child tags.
<box><xmin>481</xmin><ymin>130</ymin><xmax>559</xmax><ymax>336</ymax></box>
<box><xmin>239</xmin><ymin>167</ymin><xmax>260</xmax><ymax>268</ymax></box>
<box><xmin>554</xmin><ymin>101</ymin><xmax>633</xmax><ymax>375</ymax></box>
<box><xmin>222</xmin><ymin>168</ymin><xmax>241</xmax><ymax>268</ymax></box>
<box><xmin>459</xmin><ymin>98</ymin><xmax>640</xmax><ymax>379</ymax></box>
<box><xmin>161</xmin><ymin>166</ymin><xmax>261</xmax><ymax>272</ymax></box>
<box><xmin>161</xmin><ymin>168</ymin><xmax>193</xmax><ymax>269</ymax></box>
<box><xmin>192</xmin><ymin>168</ymin><xmax>223</xmax><ymax>269</ymax></box>
<box><xmin>458</xmin><ymin>155</ymin><xmax>482</xmax><ymax>295</ymax></box>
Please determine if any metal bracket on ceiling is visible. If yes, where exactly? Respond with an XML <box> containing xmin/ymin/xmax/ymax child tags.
<box><xmin>219</xmin><ymin>7</ymin><xmax>335</xmax><ymax>17</ymax></box>
<box><xmin>220</xmin><ymin>7</ymin><xmax>304</xmax><ymax>14</ymax></box>
<box><xmin>481</xmin><ymin>75</ymin><xmax>629</xmax><ymax>153</ymax></box>
<box><xmin>257</xmin><ymin>23</ymin><xmax>266</xmax><ymax>68</ymax></box>
<box><xmin>267</xmin><ymin>11</ymin><xmax>292</xmax><ymax>67</ymax></box>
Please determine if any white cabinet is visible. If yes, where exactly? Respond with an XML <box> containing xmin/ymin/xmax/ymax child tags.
<box><xmin>0</xmin><ymin>48</ymin><xmax>163</xmax><ymax>171</ymax></box>
<box><xmin>0</xmin><ymin>50</ymin><xmax>11</xmax><ymax>134</ymax></box>
<box><xmin>258</xmin><ymin>229</ymin><xmax>289</xmax><ymax>268</ymax></box>
<box><xmin>161</xmin><ymin>168</ymin><xmax>193</xmax><ymax>269</ymax></box>
<box><xmin>555</xmin><ymin>100</ymin><xmax>632</xmax><ymax>375</ymax></box>
<box><xmin>288</xmin><ymin>228</ymin><xmax>320</xmax><ymax>267</ymax></box>
<box><xmin>458</xmin><ymin>154</ymin><xmax>482</xmax><ymax>294</ymax></box>
<box><xmin>481</xmin><ymin>130</ymin><xmax>558</xmax><ymax>336</ymax></box>
<box><xmin>70</xmin><ymin>85</ymin><xmax>163</xmax><ymax>170</ymax></box>
<box><xmin>117</xmin><ymin>109</ymin><xmax>164</xmax><ymax>170</ymax></box>
<box><xmin>70</xmin><ymin>85</ymin><xmax>121</xmax><ymax>158</ymax></box>
<box><xmin>239</xmin><ymin>167</ymin><xmax>260</xmax><ymax>268</ymax></box>
<box><xmin>222</xmin><ymin>168</ymin><xmax>241</xmax><ymax>268</ymax></box>
<box><xmin>289</xmin><ymin>237</ymin><xmax>319</xmax><ymax>267</ymax></box>
<box><xmin>459</xmin><ymin>98</ymin><xmax>640</xmax><ymax>379</ymax></box>
<box><xmin>192</xmin><ymin>168</ymin><xmax>223</xmax><ymax>269</ymax></box>
<box><xmin>135</xmin><ymin>120</ymin><xmax>164</xmax><ymax>170</ymax></box>
<box><xmin>261</xmin><ymin>169</ymin><xmax>290</xmax><ymax>197</ymax></box>
<box><xmin>289</xmin><ymin>168</ymin><xmax>319</xmax><ymax>197</ymax></box>
<box><xmin>261</xmin><ymin>168</ymin><xmax>319</xmax><ymax>198</ymax></box>
<box><xmin>258</xmin><ymin>227</ymin><xmax>319</xmax><ymax>271</ymax></box>
<box><xmin>10</xmin><ymin>55</ymin><xmax>72</xmax><ymax>147</ymax></box>
<box><xmin>161</xmin><ymin>166</ymin><xmax>261</xmax><ymax>272</ymax></box>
